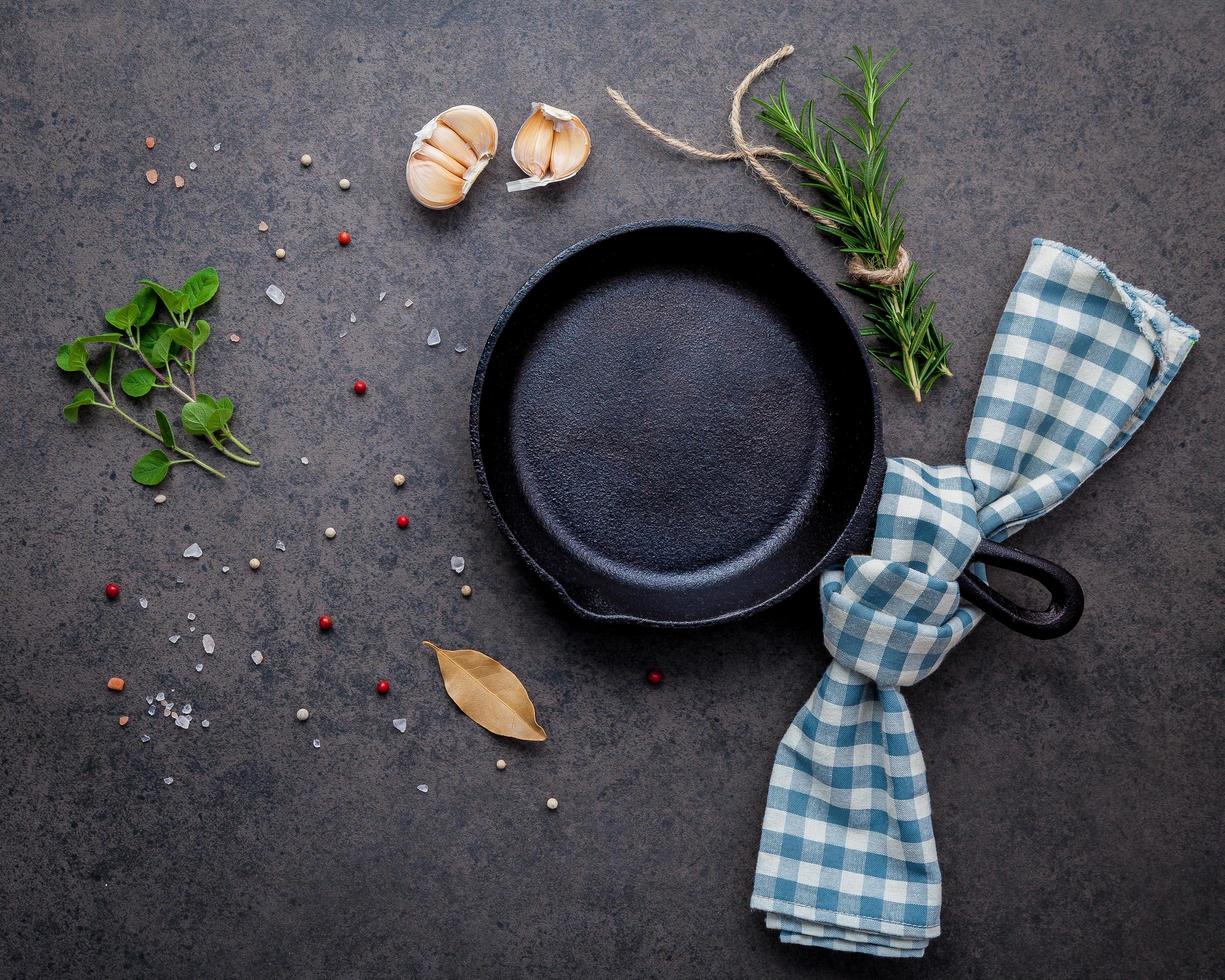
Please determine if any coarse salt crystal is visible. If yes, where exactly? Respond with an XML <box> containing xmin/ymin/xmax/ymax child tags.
<box><xmin>183</xmin><ymin>543</ymin><xmax>203</xmax><ymax>558</ymax></box>
<box><xmin>427</xmin><ymin>328</ymin><xmax>440</xmax><ymax>347</ymax></box>
<box><xmin>266</xmin><ymin>284</ymin><xmax>285</xmax><ymax>305</ymax></box>
<box><xmin>251</xmin><ymin>651</ymin><xmax>263</xmax><ymax>665</ymax></box>
<box><xmin>202</xmin><ymin>634</ymin><xmax>214</xmax><ymax>654</ymax></box>
<box><xmin>392</xmin><ymin>718</ymin><xmax>407</xmax><ymax>733</ymax></box>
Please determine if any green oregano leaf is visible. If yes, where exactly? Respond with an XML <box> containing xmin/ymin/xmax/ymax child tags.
<box><xmin>80</xmin><ymin>332</ymin><xmax>125</xmax><ymax>345</ymax></box>
<box><xmin>132</xmin><ymin>286</ymin><xmax>158</xmax><ymax>327</ymax></box>
<box><xmin>140</xmin><ymin>323</ymin><xmax>171</xmax><ymax>367</ymax></box>
<box><xmin>62</xmin><ymin>390</ymin><xmax>96</xmax><ymax>422</ymax></box>
<box><xmin>140</xmin><ymin>279</ymin><xmax>189</xmax><ymax>316</ymax></box>
<box><xmin>181</xmin><ymin>267</ymin><xmax>219</xmax><ymax>309</ymax></box>
<box><xmin>105</xmin><ymin>303</ymin><xmax>138</xmax><ymax>333</ymax></box>
<box><xmin>56</xmin><ymin>340</ymin><xmax>87</xmax><ymax>373</ymax></box>
<box><xmin>155</xmin><ymin>409</ymin><xmax>175</xmax><ymax>449</ymax></box>
<box><xmin>151</xmin><ymin>330</ymin><xmax>175</xmax><ymax>367</ymax></box>
<box><xmin>192</xmin><ymin>319</ymin><xmax>211</xmax><ymax>349</ymax></box>
<box><xmin>121</xmin><ymin>367</ymin><xmax>157</xmax><ymax>397</ymax></box>
<box><xmin>212</xmin><ymin>396</ymin><xmax>233</xmax><ymax>426</ymax></box>
<box><xmin>95</xmin><ymin>347</ymin><xmax>115</xmax><ymax>386</ymax></box>
<box><xmin>166</xmin><ymin>326</ymin><xmax>196</xmax><ymax>352</ymax></box>
<box><xmin>181</xmin><ymin>397</ymin><xmax>223</xmax><ymax>435</ymax></box>
<box><xmin>131</xmin><ymin>450</ymin><xmax>171</xmax><ymax>486</ymax></box>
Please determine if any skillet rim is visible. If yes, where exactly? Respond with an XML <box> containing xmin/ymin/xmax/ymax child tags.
<box><xmin>469</xmin><ymin>218</ymin><xmax>885</xmax><ymax>628</ymax></box>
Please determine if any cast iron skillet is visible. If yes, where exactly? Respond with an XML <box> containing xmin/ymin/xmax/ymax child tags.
<box><xmin>470</xmin><ymin>220</ymin><xmax>1083</xmax><ymax>637</ymax></box>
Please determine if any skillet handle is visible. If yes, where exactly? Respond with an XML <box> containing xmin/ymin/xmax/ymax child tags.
<box><xmin>956</xmin><ymin>538</ymin><xmax>1084</xmax><ymax>640</ymax></box>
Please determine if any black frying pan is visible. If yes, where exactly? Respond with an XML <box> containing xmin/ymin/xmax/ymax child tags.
<box><xmin>470</xmin><ymin>220</ymin><xmax>1083</xmax><ymax>637</ymax></box>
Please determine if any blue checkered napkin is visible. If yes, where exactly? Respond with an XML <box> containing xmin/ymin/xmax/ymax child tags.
<box><xmin>751</xmin><ymin>239</ymin><xmax>1198</xmax><ymax>957</ymax></box>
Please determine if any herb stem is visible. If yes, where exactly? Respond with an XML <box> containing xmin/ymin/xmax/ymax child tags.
<box><xmin>204</xmin><ymin>430</ymin><xmax>260</xmax><ymax>467</ymax></box>
<box><xmin>222</xmin><ymin>426</ymin><xmax>254</xmax><ymax>456</ymax></box>
<box><xmin>135</xmin><ymin>338</ymin><xmax>251</xmax><ymax>447</ymax></box>
<box><xmin>136</xmin><ymin>346</ymin><xmax>193</xmax><ymax>401</ymax></box>
<box><xmin>83</xmin><ymin>371</ymin><xmax>226</xmax><ymax>479</ymax></box>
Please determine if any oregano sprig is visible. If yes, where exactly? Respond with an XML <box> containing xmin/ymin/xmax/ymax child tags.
<box><xmin>56</xmin><ymin>266</ymin><xmax>260</xmax><ymax>486</ymax></box>
<box><xmin>755</xmin><ymin>46</ymin><xmax>952</xmax><ymax>401</ymax></box>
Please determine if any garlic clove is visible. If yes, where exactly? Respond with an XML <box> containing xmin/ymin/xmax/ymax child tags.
<box><xmin>512</xmin><ymin>108</ymin><xmax>555</xmax><ymax>179</ymax></box>
<box><xmin>439</xmin><ymin>105</ymin><xmax>498</xmax><ymax>158</ymax></box>
<box><xmin>407</xmin><ymin>105</ymin><xmax>498</xmax><ymax>210</ymax></box>
<box><xmin>415</xmin><ymin>141</ymin><xmax>468</xmax><ymax>178</ymax></box>
<box><xmin>408</xmin><ymin>157</ymin><xmax>465</xmax><ymax>209</ymax></box>
<box><xmin>426</xmin><ymin>123</ymin><xmax>478</xmax><ymax>170</ymax></box>
<box><xmin>549</xmin><ymin>116</ymin><xmax>591</xmax><ymax>180</ymax></box>
<box><xmin>507</xmin><ymin>103</ymin><xmax>592</xmax><ymax>192</ymax></box>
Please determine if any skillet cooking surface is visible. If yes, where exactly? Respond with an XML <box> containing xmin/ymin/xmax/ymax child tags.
<box><xmin>471</xmin><ymin>221</ymin><xmax>882</xmax><ymax>627</ymax></box>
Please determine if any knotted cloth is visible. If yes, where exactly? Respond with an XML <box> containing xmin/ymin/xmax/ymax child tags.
<box><xmin>751</xmin><ymin>239</ymin><xmax>1198</xmax><ymax>957</ymax></box>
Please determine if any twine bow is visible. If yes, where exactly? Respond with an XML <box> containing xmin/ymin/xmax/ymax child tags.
<box><xmin>607</xmin><ymin>44</ymin><xmax>911</xmax><ymax>286</ymax></box>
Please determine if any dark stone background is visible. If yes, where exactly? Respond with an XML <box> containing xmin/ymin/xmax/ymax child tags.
<box><xmin>1</xmin><ymin>1</ymin><xmax>1221</xmax><ymax>977</ymax></box>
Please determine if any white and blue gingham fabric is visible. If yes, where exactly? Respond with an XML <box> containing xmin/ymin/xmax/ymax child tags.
<box><xmin>751</xmin><ymin>239</ymin><xmax>1199</xmax><ymax>957</ymax></box>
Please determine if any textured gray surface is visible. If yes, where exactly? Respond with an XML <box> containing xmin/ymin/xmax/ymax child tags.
<box><xmin>1</xmin><ymin>1</ymin><xmax>1222</xmax><ymax>977</ymax></box>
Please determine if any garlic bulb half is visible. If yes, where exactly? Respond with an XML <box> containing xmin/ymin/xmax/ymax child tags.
<box><xmin>507</xmin><ymin>104</ymin><xmax>591</xmax><ymax>192</ymax></box>
<box><xmin>407</xmin><ymin>105</ymin><xmax>498</xmax><ymax>209</ymax></box>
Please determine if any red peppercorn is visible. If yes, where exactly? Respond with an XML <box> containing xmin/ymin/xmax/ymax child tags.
<box><xmin>376</xmin><ymin>679</ymin><xmax>390</xmax><ymax>695</ymax></box>
<box><xmin>353</xmin><ymin>379</ymin><xmax>367</xmax><ymax>396</ymax></box>
<box><xmin>318</xmin><ymin>615</ymin><xmax>333</xmax><ymax>631</ymax></box>
<box><xmin>646</xmin><ymin>668</ymin><xmax>663</xmax><ymax>685</ymax></box>
<box><xmin>337</xmin><ymin>230</ymin><xmax>351</xmax><ymax>246</ymax></box>
<box><xmin>396</xmin><ymin>514</ymin><xmax>410</xmax><ymax>528</ymax></box>
<box><xmin>105</xmin><ymin>582</ymin><xmax>120</xmax><ymax>600</ymax></box>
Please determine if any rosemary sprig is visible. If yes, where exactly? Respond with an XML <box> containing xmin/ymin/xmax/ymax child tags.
<box><xmin>755</xmin><ymin>45</ymin><xmax>952</xmax><ymax>401</ymax></box>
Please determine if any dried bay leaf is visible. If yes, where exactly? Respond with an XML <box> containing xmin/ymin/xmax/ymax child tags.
<box><xmin>423</xmin><ymin>641</ymin><xmax>546</xmax><ymax>741</ymax></box>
